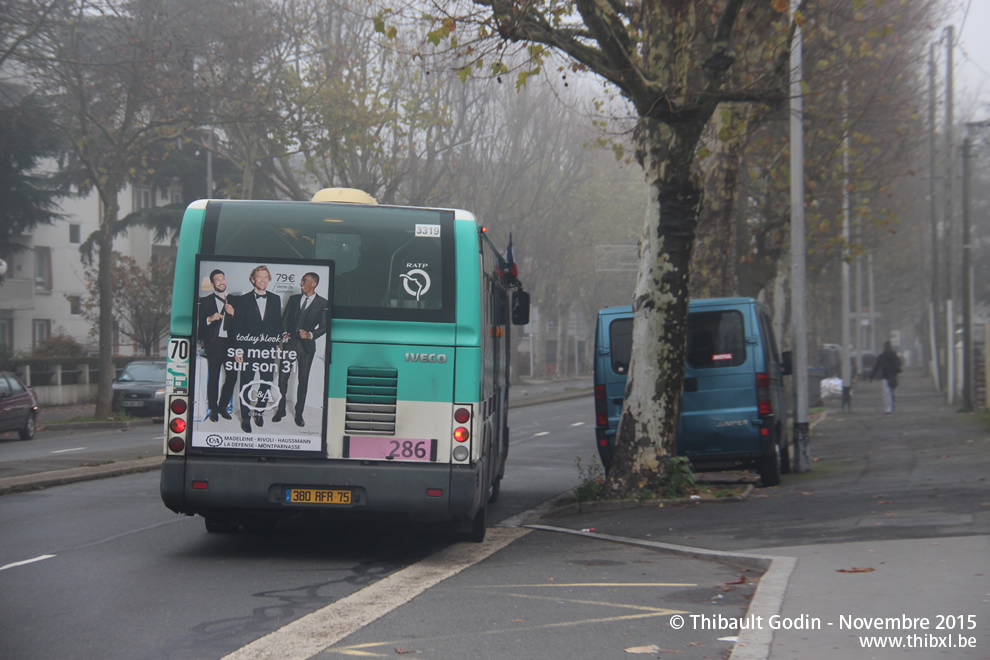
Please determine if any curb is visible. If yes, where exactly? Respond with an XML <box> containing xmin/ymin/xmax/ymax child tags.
<box><xmin>0</xmin><ymin>456</ymin><xmax>163</xmax><ymax>496</ymax></box>
<box><xmin>522</xmin><ymin>524</ymin><xmax>796</xmax><ymax>660</ymax></box>
<box><xmin>542</xmin><ymin>483</ymin><xmax>755</xmax><ymax>518</ymax></box>
<box><xmin>510</xmin><ymin>387</ymin><xmax>592</xmax><ymax>408</ymax></box>
<box><xmin>38</xmin><ymin>419</ymin><xmax>160</xmax><ymax>432</ymax></box>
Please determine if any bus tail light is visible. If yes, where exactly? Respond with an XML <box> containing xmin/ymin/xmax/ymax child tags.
<box><xmin>756</xmin><ymin>373</ymin><xmax>772</xmax><ymax>416</ymax></box>
<box><xmin>166</xmin><ymin>393</ymin><xmax>189</xmax><ymax>455</ymax></box>
<box><xmin>452</xmin><ymin>404</ymin><xmax>473</xmax><ymax>462</ymax></box>
<box><xmin>594</xmin><ymin>385</ymin><xmax>608</xmax><ymax>428</ymax></box>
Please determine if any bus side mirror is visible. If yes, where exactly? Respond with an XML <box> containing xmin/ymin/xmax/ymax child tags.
<box><xmin>511</xmin><ymin>290</ymin><xmax>530</xmax><ymax>326</ymax></box>
<box><xmin>781</xmin><ymin>350</ymin><xmax>793</xmax><ymax>376</ymax></box>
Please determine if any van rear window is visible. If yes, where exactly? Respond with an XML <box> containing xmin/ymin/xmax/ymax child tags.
<box><xmin>609</xmin><ymin>318</ymin><xmax>633</xmax><ymax>374</ymax></box>
<box><xmin>687</xmin><ymin>311</ymin><xmax>746</xmax><ymax>368</ymax></box>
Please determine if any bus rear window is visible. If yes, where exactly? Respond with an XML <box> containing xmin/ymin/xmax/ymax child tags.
<box><xmin>609</xmin><ymin>318</ymin><xmax>633</xmax><ymax>374</ymax></box>
<box><xmin>203</xmin><ymin>201</ymin><xmax>455</xmax><ymax>323</ymax></box>
<box><xmin>686</xmin><ymin>310</ymin><xmax>746</xmax><ymax>368</ymax></box>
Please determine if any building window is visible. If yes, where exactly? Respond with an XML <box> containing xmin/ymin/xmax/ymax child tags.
<box><xmin>134</xmin><ymin>186</ymin><xmax>153</xmax><ymax>210</ymax></box>
<box><xmin>33</xmin><ymin>319</ymin><xmax>51</xmax><ymax>347</ymax></box>
<box><xmin>34</xmin><ymin>247</ymin><xmax>52</xmax><ymax>291</ymax></box>
<box><xmin>0</xmin><ymin>319</ymin><xmax>12</xmax><ymax>353</ymax></box>
<box><xmin>68</xmin><ymin>295</ymin><xmax>83</xmax><ymax>315</ymax></box>
<box><xmin>69</xmin><ymin>223</ymin><xmax>81</xmax><ymax>244</ymax></box>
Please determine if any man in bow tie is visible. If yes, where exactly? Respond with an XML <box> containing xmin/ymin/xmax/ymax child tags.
<box><xmin>198</xmin><ymin>269</ymin><xmax>237</xmax><ymax>422</ymax></box>
<box><xmin>232</xmin><ymin>265</ymin><xmax>283</xmax><ymax>433</ymax></box>
<box><xmin>273</xmin><ymin>272</ymin><xmax>328</xmax><ymax>426</ymax></box>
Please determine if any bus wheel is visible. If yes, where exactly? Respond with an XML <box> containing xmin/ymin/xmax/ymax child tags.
<box><xmin>204</xmin><ymin>516</ymin><xmax>239</xmax><ymax>534</ymax></box>
<box><xmin>464</xmin><ymin>505</ymin><xmax>487</xmax><ymax>543</ymax></box>
<box><xmin>488</xmin><ymin>476</ymin><xmax>502</xmax><ymax>504</ymax></box>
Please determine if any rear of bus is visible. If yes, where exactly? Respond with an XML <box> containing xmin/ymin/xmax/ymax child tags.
<box><xmin>161</xmin><ymin>193</ymin><xmax>517</xmax><ymax>540</ymax></box>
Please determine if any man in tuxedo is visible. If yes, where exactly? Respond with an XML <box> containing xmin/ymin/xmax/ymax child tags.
<box><xmin>232</xmin><ymin>265</ymin><xmax>283</xmax><ymax>433</ymax></box>
<box><xmin>273</xmin><ymin>272</ymin><xmax>328</xmax><ymax>426</ymax></box>
<box><xmin>198</xmin><ymin>269</ymin><xmax>237</xmax><ymax>422</ymax></box>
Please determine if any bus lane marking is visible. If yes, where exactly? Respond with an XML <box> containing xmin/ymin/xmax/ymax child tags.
<box><xmin>323</xmin><ymin>589</ymin><xmax>691</xmax><ymax>657</ymax></box>
<box><xmin>222</xmin><ymin>527</ymin><xmax>528</xmax><ymax>660</ymax></box>
<box><xmin>0</xmin><ymin>554</ymin><xmax>56</xmax><ymax>571</ymax></box>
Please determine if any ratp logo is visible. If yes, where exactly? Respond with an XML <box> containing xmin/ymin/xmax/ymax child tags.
<box><xmin>400</xmin><ymin>269</ymin><xmax>431</xmax><ymax>300</ymax></box>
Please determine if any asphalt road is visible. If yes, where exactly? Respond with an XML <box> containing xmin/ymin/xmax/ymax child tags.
<box><xmin>0</xmin><ymin>395</ymin><xmax>605</xmax><ymax>660</ymax></box>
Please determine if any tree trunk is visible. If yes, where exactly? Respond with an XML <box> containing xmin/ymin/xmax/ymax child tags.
<box><xmin>606</xmin><ymin>120</ymin><xmax>705</xmax><ymax>498</ymax></box>
<box><xmin>95</xmin><ymin>190</ymin><xmax>120</xmax><ymax>419</ymax></box>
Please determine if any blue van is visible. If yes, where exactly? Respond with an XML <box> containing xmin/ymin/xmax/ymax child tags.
<box><xmin>593</xmin><ymin>298</ymin><xmax>792</xmax><ymax>487</ymax></box>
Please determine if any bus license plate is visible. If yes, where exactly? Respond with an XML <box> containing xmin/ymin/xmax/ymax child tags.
<box><xmin>284</xmin><ymin>488</ymin><xmax>352</xmax><ymax>505</ymax></box>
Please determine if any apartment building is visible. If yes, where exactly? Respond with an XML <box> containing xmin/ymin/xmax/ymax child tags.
<box><xmin>1</xmin><ymin>184</ymin><xmax>181</xmax><ymax>357</ymax></box>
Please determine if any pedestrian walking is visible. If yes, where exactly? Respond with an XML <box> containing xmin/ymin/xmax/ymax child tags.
<box><xmin>869</xmin><ymin>341</ymin><xmax>902</xmax><ymax>413</ymax></box>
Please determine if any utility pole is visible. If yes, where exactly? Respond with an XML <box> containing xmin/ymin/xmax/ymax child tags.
<box><xmin>944</xmin><ymin>26</ymin><xmax>955</xmax><ymax>406</ymax></box>
<box><xmin>928</xmin><ymin>44</ymin><xmax>941</xmax><ymax>390</ymax></box>
<box><xmin>790</xmin><ymin>0</ymin><xmax>810</xmax><ymax>472</ymax></box>
<box><xmin>841</xmin><ymin>82</ymin><xmax>852</xmax><ymax>412</ymax></box>
<box><xmin>961</xmin><ymin>120</ymin><xmax>990</xmax><ymax>410</ymax></box>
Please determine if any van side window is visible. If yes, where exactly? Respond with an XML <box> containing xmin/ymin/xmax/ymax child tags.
<box><xmin>686</xmin><ymin>311</ymin><xmax>746</xmax><ymax>368</ymax></box>
<box><xmin>609</xmin><ymin>318</ymin><xmax>633</xmax><ymax>374</ymax></box>
<box><xmin>758</xmin><ymin>313</ymin><xmax>780</xmax><ymax>367</ymax></box>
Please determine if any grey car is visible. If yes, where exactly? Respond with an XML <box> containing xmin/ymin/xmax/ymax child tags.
<box><xmin>112</xmin><ymin>361</ymin><xmax>167</xmax><ymax>418</ymax></box>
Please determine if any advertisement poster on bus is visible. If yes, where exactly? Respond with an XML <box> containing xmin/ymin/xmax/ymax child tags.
<box><xmin>190</xmin><ymin>256</ymin><xmax>333</xmax><ymax>453</ymax></box>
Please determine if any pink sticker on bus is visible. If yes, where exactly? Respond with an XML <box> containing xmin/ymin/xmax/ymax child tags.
<box><xmin>346</xmin><ymin>436</ymin><xmax>436</xmax><ymax>462</ymax></box>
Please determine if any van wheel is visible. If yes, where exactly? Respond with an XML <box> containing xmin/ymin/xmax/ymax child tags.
<box><xmin>759</xmin><ymin>439</ymin><xmax>781</xmax><ymax>488</ymax></box>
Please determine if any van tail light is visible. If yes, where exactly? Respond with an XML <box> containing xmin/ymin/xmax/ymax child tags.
<box><xmin>594</xmin><ymin>385</ymin><xmax>608</xmax><ymax>428</ymax></box>
<box><xmin>756</xmin><ymin>372</ymin><xmax>772</xmax><ymax>415</ymax></box>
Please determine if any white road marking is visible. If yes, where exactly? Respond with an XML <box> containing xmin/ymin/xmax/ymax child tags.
<box><xmin>534</xmin><ymin>431</ymin><xmax>550</xmax><ymax>437</ymax></box>
<box><xmin>50</xmin><ymin>447</ymin><xmax>87</xmax><ymax>454</ymax></box>
<box><xmin>222</xmin><ymin>527</ymin><xmax>528</xmax><ymax>660</ymax></box>
<box><xmin>570</xmin><ymin>422</ymin><xmax>585</xmax><ymax>427</ymax></box>
<box><xmin>0</xmin><ymin>555</ymin><xmax>56</xmax><ymax>571</ymax></box>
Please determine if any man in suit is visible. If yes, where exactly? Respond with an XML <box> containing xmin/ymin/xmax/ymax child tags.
<box><xmin>198</xmin><ymin>269</ymin><xmax>237</xmax><ymax>422</ymax></box>
<box><xmin>273</xmin><ymin>272</ymin><xmax>328</xmax><ymax>426</ymax></box>
<box><xmin>232</xmin><ymin>265</ymin><xmax>283</xmax><ymax>433</ymax></box>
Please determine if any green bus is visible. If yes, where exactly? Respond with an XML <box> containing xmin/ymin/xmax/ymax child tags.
<box><xmin>161</xmin><ymin>189</ymin><xmax>529</xmax><ymax>542</ymax></box>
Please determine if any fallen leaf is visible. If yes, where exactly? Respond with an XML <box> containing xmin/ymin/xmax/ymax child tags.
<box><xmin>811</xmin><ymin>457</ymin><xmax>822</xmax><ymax>462</ymax></box>
<box><xmin>799</xmin><ymin>491</ymin><xmax>814</xmax><ymax>496</ymax></box>
<box><xmin>726</xmin><ymin>575</ymin><xmax>747</xmax><ymax>585</ymax></box>
<box><xmin>872</xmin><ymin>494</ymin><xmax>886</xmax><ymax>499</ymax></box>
<box><xmin>624</xmin><ymin>645</ymin><xmax>660</xmax><ymax>654</ymax></box>
<box><xmin>837</xmin><ymin>567</ymin><xmax>875</xmax><ymax>573</ymax></box>
<box><xmin>877</xmin><ymin>500</ymin><xmax>892</xmax><ymax>504</ymax></box>
<box><xmin>395</xmin><ymin>648</ymin><xmax>414</xmax><ymax>655</ymax></box>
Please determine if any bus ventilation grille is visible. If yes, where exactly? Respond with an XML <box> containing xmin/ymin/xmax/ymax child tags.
<box><xmin>345</xmin><ymin>367</ymin><xmax>398</xmax><ymax>436</ymax></box>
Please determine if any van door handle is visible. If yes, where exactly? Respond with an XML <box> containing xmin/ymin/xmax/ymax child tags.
<box><xmin>684</xmin><ymin>377</ymin><xmax>698</xmax><ymax>392</ymax></box>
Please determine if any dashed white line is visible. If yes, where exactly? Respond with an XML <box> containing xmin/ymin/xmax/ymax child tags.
<box><xmin>0</xmin><ymin>555</ymin><xmax>56</xmax><ymax>572</ymax></box>
<box><xmin>534</xmin><ymin>432</ymin><xmax>550</xmax><ymax>437</ymax></box>
<box><xmin>570</xmin><ymin>422</ymin><xmax>585</xmax><ymax>427</ymax></box>
<box><xmin>51</xmin><ymin>447</ymin><xmax>87</xmax><ymax>454</ymax></box>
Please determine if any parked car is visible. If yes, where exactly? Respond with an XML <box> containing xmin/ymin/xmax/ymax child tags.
<box><xmin>0</xmin><ymin>371</ymin><xmax>40</xmax><ymax>440</ymax></box>
<box><xmin>112</xmin><ymin>361</ymin><xmax>167</xmax><ymax>418</ymax></box>
<box><xmin>593</xmin><ymin>298</ymin><xmax>792</xmax><ymax>487</ymax></box>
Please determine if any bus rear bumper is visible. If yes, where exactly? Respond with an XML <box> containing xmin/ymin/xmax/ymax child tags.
<box><xmin>160</xmin><ymin>455</ymin><xmax>482</xmax><ymax>523</ymax></box>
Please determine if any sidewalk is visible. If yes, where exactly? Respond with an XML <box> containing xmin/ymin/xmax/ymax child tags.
<box><xmin>552</xmin><ymin>371</ymin><xmax>990</xmax><ymax>659</ymax></box>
